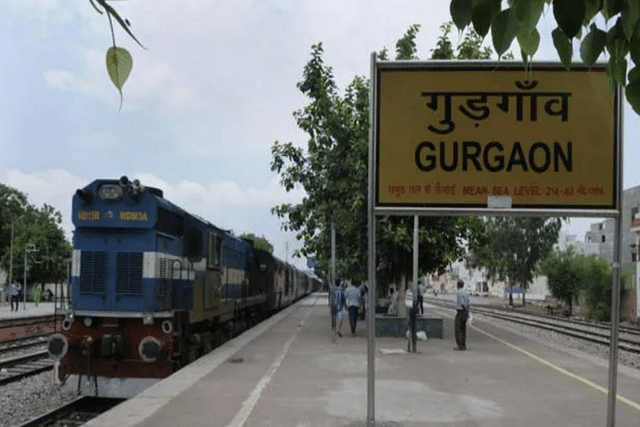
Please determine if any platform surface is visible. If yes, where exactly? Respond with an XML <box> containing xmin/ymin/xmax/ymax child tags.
<box><xmin>83</xmin><ymin>293</ymin><xmax>640</xmax><ymax>426</ymax></box>
<box><xmin>0</xmin><ymin>301</ymin><xmax>60</xmax><ymax>320</ymax></box>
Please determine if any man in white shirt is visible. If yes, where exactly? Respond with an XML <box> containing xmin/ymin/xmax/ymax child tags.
<box><xmin>344</xmin><ymin>282</ymin><xmax>361</xmax><ymax>336</ymax></box>
<box><xmin>454</xmin><ymin>280</ymin><xmax>470</xmax><ymax>351</ymax></box>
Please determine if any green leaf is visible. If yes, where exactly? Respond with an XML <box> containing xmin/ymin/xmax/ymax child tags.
<box><xmin>552</xmin><ymin>27</ymin><xmax>573</xmax><ymax>70</ymax></box>
<box><xmin>625</xmin><ymin>69</ymin><xmax>640</xmax><ymax>115</ymax></box>
<box><xmin>631</xmin><ymin>25</ymin><xmax>640</xmax><ymax>64</ymax></box>
<box><xmin>622</xmin><ymin>1</ymin><xmax>640</xmax><ymax>41</ymax></box>
<box><xmin>106</xmin><ymin>46</ymin><xmax>132</xmax><ymax>109</ymax></box>
<box><xmin>492</xmin><ymin>8</ymin><xmax>519</xmax><ymax>57</ymax></box>
<box><xmin>553</xmin><ymin>0</ymin><xmax>586</xmax><ymax>39</ymax></box>
<box><xmin>580</xmin><ymin>25</ymin><xmax>607</xmax><ymax>66</ymax></box>
<box><xmin>520</xmin><ymin>48</ymin><xmax>530</xmax><ymax>67</ymax></box>
<box><xmin>471</xmin><ymin>0</ymin><xmax>500</xmax><ymax>38</ymax></box>
<box><xmin>606</xmin><ymin>61</ymin><xmax>616</xmax><ymax>94</ymax></box>
<box><xmin>517</xmin><ymin>26</ymin><xmax>540</xmax><ymax>57</ymax></box>
<box><xmin>610</xmin><ymin>55</ymin><xmax>627</xmax><ymax>85</ymax></box>
<box><xmin>97</xmin><ymin>0</ymin><xmax>146</xmax><ymax>50</ymax></box>
<box><xmin>629</xmin><ymin>66</ymin><xmax>640</xmax><ymax>84</ymax></box>
<box><xmin>583</xmin><ymin>0</ymin><xmax>602</xmax><ymax>26</ymax></box>
<box><xmin>606</xmin><ymin>18</ymin><xmax>630</xmax><ymax>58</ymax></box>
<box><xmin>451</xmin><ymin>0</ymin><xmax>473</xmax><ymax>30</ymax></box>
<box><xmin>512</xmin><ymin>0</ymin><xmax>545</xmax><ymax>28</ymax></box>
<box><xmin>603</xmin><ymin>0</ymin><xmax>624</xmax><ymax>21</ymax></box>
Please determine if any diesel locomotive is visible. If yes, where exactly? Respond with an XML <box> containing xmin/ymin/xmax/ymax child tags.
<box><xmin>47</xmin><ymin>177</ymin><xmax>320</xmax><ymax>397</ymax></box>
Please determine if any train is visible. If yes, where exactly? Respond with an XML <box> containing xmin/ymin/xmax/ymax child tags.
<box><xmin>47</xmin><ymin>176</ymin><xmax>321</xmax><ymax>397</ymax></box>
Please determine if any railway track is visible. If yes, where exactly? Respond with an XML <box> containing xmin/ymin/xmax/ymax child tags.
<box><xmin>0</xmin><ymin>350</ymin><xmax>53</xmax><ymax>386</ymax></box>
<box><xmin>0</xmin><ymin>335</ymin><xmax>49</xmax><ymax>358</ymax></box>
<box><xmin>494</xmin><ymin>302</ymin><xmax>640</xmax><ymax>338</ymax></box>
<box><xmin>15</xmin><ymin>396</ymin><xmax>126</xmax><ymax>427</ymax></box>
<box><xmin>0</xmin><ymin>315</ymin><xmax>61</xmax><ymax>343</ymax></box>
<box><xmin>424</xmin><ymin>298</ymin><xmax>640</xmax><ymax>354</ymax></box>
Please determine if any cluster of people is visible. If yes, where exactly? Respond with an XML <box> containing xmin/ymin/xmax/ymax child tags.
<box><xmin>333</xmin><ymin>278</ymin><xmax>471</xmax><ymax>351</ymax></box>
<box><xmin>4</xmin><ymin>282</ymin><xmax>52</xmax><ymax>311</ymax></box>
<box><xmin>332</xmin><ymin>280</ymin><xmax>368</xmax><ymax>337</ymax></box>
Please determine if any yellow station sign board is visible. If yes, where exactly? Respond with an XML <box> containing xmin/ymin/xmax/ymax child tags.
<box><xmin>376</xmin><ymin>64</ymin><xmax>617</xmax><ymax>209</ymax></box>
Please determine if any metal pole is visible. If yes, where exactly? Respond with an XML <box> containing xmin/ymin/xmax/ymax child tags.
<box><xmin>67</xmin><ymin>259</ymin><xmax>72</xmax><ymax>310</ymax></box>
<box><xmin>637</xmin><ymin>236</ymin><xmax>640</xmax><ymax>323</ymax></box>
<box><xmin>23</xmin><ymin>248</ymin><xmax>27</xmax><ymax>310</ymax></box>
<box><xmin>606</xmin><ymin>83</ymin><xmax>624</xmax><ymax>427</ymax></box>
<box><xmin>331</xmin><ymin>216</ymin><xmax>336</xmax><ymax>343</ymax></box>
<box><xmin>367</xmin><ymin>51</ymin><xmax>377</xmax><ymax>426</ymax></box>
<box><xmin>8</xmin><ymin>222</ymin><xmax>13</xmax><ymax>297</ymax></box>
<box><xmin>410</xmin><ymin>215</ymin><xmax>418</xmax><ymax>352</ymax></box>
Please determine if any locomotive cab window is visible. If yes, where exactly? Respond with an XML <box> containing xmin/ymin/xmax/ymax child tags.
<box><xmin>208</xmin><ymin>233</ymin><xmax>222</xmax><ymax>269</ymax></box>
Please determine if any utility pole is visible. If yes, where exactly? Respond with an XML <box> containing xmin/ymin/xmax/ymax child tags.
<box><xmin>23</xmin><ymin>244</ymin><xmax>37</xmax><ymax>310</ymax></box>
<box><xmin>330</xmin><ymin>216</ymin><xmax>336</xmax><ymax>343</ymax></box>
<box><xmin>8</xmin><ymin>222</ymin><xmax>14</xmax><ymax>294</ymax></box>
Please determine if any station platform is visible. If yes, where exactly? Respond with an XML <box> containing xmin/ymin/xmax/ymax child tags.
<box><xmin>83</xmin><ymin>293</ymin><xmax>640</xmax><ymax>426</ymax></box>
<box><xmin>0</xmin><ymin>301</ymin><xmax>60</xmax><ymax>319</ymax></box>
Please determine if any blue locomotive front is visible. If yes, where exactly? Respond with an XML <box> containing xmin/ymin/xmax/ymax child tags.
<box><xmin>48</xmin><ymin>177</ymin><xmax>263</xmax><ymax>396</ymax></box>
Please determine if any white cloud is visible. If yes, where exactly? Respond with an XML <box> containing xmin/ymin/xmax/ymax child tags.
<box><xmin>2</xmin><ymin>169</ymin><xmax>305</xmax><ymax>260</ymax></box>
<box><xmin>134</xmin><ymin>172</ymin><xmax>304</xmax><ymax>209</ymax></box>
<box><xmin>43</xmin><ymin>70</ymin><xmax>85</xmax><ymax>91</ymax></box>
<box><xmin>4</xmin><ymin>169</ymin><xmax>85</xmax><ymax>240</ymax></box>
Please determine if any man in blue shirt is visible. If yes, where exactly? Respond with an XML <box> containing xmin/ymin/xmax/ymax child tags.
<box><xmin>344</xmin><ymin>282</ymin><xmax>361</xmax><ymax>336</ymax></box>
<box><xmin>9</xmin><ymin>281</ymin><xmax>21</xmax><ymax>312</ymax></box>
<box><xmin>333</xmin><ymin>281</ymin><xmax>346</xmax><ymax>337</ymax></box>
<box><xmin>454</xmin><ymin>280</ymin><xmax>470</xmax><ymax>350</ymax></box>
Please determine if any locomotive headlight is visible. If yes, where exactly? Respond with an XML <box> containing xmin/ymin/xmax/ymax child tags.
<box><xmin>62</xmin><ymin>314</ymin><xmax>74</xmax><ymax>331</ymax></box>
<box><xmin>138</xmin><ymin>336</ymin><xmax>162</xmax><ymax>362</ymax></box>
<box><xmin>98</xmin><ymin>184</ymin><xmax>124</xmax><ymax>201</ymax></box>
<box><xmin>83</xmin><ymin>317</ymin><xmax>92</xmax><ymax>327</ymax></box>
<box><xmin>47</xmin><ymin>333</ymin><xmax>69</xmax><ymax>359</ymax></box>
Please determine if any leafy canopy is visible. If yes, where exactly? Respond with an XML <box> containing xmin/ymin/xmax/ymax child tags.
<box><xmin>539</xmin><ymin>248</ymin><xmax>612</xmax><ymax>319</ymax></box>
<box><xmin>0</xmin><ymin>184</ymin><xmax>72</xmax><ymax>286</ymax></box>
<box><xmin>468</xmin><ymin>216</ymin><xmax>562</xmax><ymax>305</ymax></box>
<box><xmin>449</xmin><ymin>0</ymin><xmax>640</xmax><ymax>115</ymax></box>
<box><xmin>271</xmin><ymin>24</ymin><xmax>490</xmax><ymax>287</ymax></box>
<box><xmin>240</xmin><ymin>233</ymin><xmax>274</xmax><ymax>254</ymax></box>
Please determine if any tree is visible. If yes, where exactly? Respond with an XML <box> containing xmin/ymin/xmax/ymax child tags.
<box><xmin>469</xmin><ymin>217</ymin><xmax>562</xmax><ymax>306</ymax></box>
<box><xmin>271</xmin><ymin>43</ymin><xmax>369</xmax><ymax>282</ymax></box>
<box><xmin>0</xmin><ymin>185</ymin><xmax>30</xmax><ymax>260</ymax></box>
<box><xmin>448</xmin><ymin>0</ymin><xmax>640</xmax><ymax>115</ymax></box>
<box><xmin>539</xmin><ymin>249</ymin><xmax>612</xmax><ymax>319</ymax></box>
<box><xmin>0</xmin><ymin>184</ymin><xmax>72</xmax><ymax>289</ymax></box>
<box><xmin>271</xmin><ymin>24</ymin><xmax>490</xmax><ymax>304</ymax></box>
<box><xmin>580</xmin><ymin>254</ymin><xmax>612</xmax><ymax>321</ymax></box>
<box><xmin>539</xmin><ymin>248</ymin><xmax>583</xmax><ymax>316</ymax></box>
<box><xmin>240</xmin><ymin>233</ymin><xmax>274</xmax><ymax>254</ymax></box>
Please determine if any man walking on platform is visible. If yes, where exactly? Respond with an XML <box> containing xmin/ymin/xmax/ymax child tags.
<box><xmin>454</xmin><ymin>280</ymin><xmax>470</xmax><ymax>351</ymax></box>
<box><xmin>416</xmin><ymin>281</ymin><xmax>424</xmax><ymax>315</ymax></box>
<box><xmin>333</xmin><ymin>281</ymin><xmax>346</xmax><ymax>338</ymax></box>
<box><xmin>345</xmin><ymin>281</ymin><xmax>360</xmax><ymax>336</ymax></box>
<box><xmin>9</xmin><ymin>281</ymin><xmax>21</xmax><ymax>312</ymax></box>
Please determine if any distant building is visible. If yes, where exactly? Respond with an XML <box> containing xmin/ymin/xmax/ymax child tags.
<box><xmin>556</xmin><ymin>233</ymin><xmax>600</xmax><ymax>257</ymax></box>
<box><xmin>586</xmin><ymin>185</ymin><xmax>640</xmax><ymax>270</ymax></box>
<box><xmin>585</xmin><ymin>185</ymin><xmax>640</xmax><ymax>320</ymax></box>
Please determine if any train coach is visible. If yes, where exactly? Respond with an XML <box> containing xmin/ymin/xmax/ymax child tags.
<box><xmin>47</xmin><ymin>177</ymin><xmax>320</xmax><ymax>397</ymax></box>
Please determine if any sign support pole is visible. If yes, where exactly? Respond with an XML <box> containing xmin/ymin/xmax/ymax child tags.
<box><xmin>330</xmin><ymin>216</ymin><xmax>336</xmax><ymax>343</ymax></box>
<box><xmin>367</xmin><ymin>52</ymin><xmax>377</xmax><ymax>426</ymax></box>
<box><xmin>606</xmin><ymin>84</ymin><xmax>624</xmax><ymax>427</ymax></box>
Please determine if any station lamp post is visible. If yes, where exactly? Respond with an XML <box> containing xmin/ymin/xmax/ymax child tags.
<box><xmin>23</xmin><ymin>244</ymin><xmax>38</xmax><ymax>310</ymax></box>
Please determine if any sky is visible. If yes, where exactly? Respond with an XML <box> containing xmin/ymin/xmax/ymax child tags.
<box><xmin>1</xmin><ymin>1</ymin><xmax>639</xmax><ymax>268</ymax></box>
